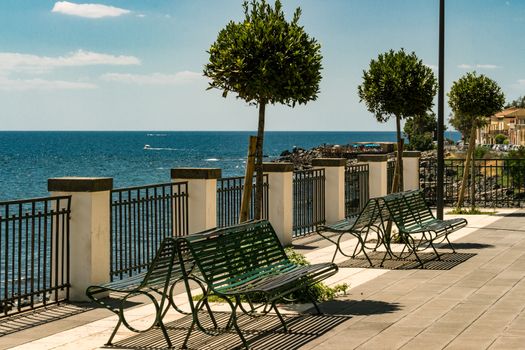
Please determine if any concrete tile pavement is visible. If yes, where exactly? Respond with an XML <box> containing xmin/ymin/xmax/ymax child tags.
<box><xmin>1</xmin><ymin>209</ymin><xmax>524</xmax><ymax>349</ymax></box>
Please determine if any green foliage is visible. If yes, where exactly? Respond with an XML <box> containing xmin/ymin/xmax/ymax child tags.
<box><xmin>494</xmin><ymin>134</ymin><xmax>507</xmax><ymax>145</ymax></box>
<box><xmin>506</xmin><ymin>95</ymin><xmax>525</xmax><ymax>108</ymax></box>
<box><xmin>204</xmin><ymin>0</ymin><xmax>322</xmax><ymax>106</ymax></box>
<box><xmin>505</xmin><ymin>147</ymin><xmax>525</xmax><ymax>187</ymax></box>
<box><xmin>474</xmin><ymin>145</ymin><xmax>489</xmax><ymax>159</ymax></box>
<box><xmin>358</xmin><ymin>49</ymin><xmax>437</xmax><ymax>122</ymax></box>
<box><xmin>284</xmin><ymin>247</ymin><xmax>309</xmax><ymax>265</ymax></box>
<box><xmin>403</xmin><ymin>112</ymin><xmax>438</xmax><ymax>151</ymax></box>
<box><xmin>448</xmin><ymin>208</ymin><xmax>495</xmax><ymax>215</ymax></box>
<box><xmin>448</xmin><ymin>72</ymin><xmax>505</xmax><ymax>139</ymax></box>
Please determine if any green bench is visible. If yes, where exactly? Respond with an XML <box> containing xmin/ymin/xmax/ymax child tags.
<box><xmin>178</xmin><ymin>220</ymin><xmax>338</xmax><ymax>349</ymax></box>
<box><xmin>381</xmin><ymin>190</ymin><xmax>468</xmax><ymax>266</ymax></box>
<box><xmin>86</xmin><ymin>238</ymin><xmax>212</xmax><ymax>348</ymax></box>
<box><xmin>315</xmin><ymin>198</ymin><xmax>389</xmax><ymax>265</ymax></box>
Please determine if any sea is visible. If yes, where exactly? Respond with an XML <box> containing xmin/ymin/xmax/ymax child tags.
<box><xmin>0</xmin><ymin>131</ymin><xmax>461</xmax><ymax>201</ymax></box>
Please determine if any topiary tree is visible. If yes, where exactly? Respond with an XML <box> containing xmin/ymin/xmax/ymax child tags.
<box><xmin>204</xmin><ymin>0</ymin><xmax>322</xmax><ymax>219</ymax></box>
<box><xmin>358</xmin><ymin>49</ymin><xmax>437</xmax><ymax>193</ymax></box>
<box><xmin>448</xmin><ymin>72</ymin><xmax>505</xmax><ymax>211</ymax></box>
<box><xmin>403</xmin><ymin>112</ymin><xmax>438</xmax><ymax>151</ymax></box>
<box><xmin>494</xmin><ymin>133</ymin><xmax>507</xmax><ymax>145</ymax></box>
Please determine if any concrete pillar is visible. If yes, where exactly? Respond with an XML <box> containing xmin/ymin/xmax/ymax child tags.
<box><xmin>403</xmin><ymin>151</ymin><xmax>421</xmax><ymax>191</ymax></box>
<box><xmin>312</xmin><ymin>158</ymin><xmax>346</xmax><ymax>224</ymax></box>
<box><xmin>48</xmin><ymin>177</ymin><xmax>113</xmax><ymax>302</ymax></box>
<box><xmin>263</xmin><ymin>163</ymin><xmax>294</xmax><ymax>246</ymax></box>
<box><xmin>171</xmin><ymin>168</ymin><xmax>221</xmax><ymax>234</ymax></box>
<box><xmin>357</xmin><ymin>154</ymin><xmax>388</xmax><ymax>198</ymax></box>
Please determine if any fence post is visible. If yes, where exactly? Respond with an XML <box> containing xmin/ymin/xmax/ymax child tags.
<box><xmin>263</xmin><ymin>163</ymin><xmax>294</xmax><ymax>246</ymax></box>
<box><xmin>171</xmin><ymin>168</ymin><xmax>221</xmax><ymax>234</ymax></box>
<box><xmin>403</xmin><ymin>151</ymin><xmax>421</xmax><ymax>191</ymax></box>
<box><xmin>48</xmin><ymin>177</ymin><xmax>113</xmax><ymax>302</ymax></box>
<box><xmin>312</xmin><ymin>158</ymin><xmax>346</xmax><ymax>224</ymax></box>
<box><xmin>357</xmin><ymin>154</ymin><xmax>388</xmax><ymax>198</ymax></box>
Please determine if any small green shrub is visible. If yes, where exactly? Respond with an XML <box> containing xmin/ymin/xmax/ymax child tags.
<box><xmin>448</xmin><ymin>208</ymin><xmax>495</xmax><ymax>215</ymax></box>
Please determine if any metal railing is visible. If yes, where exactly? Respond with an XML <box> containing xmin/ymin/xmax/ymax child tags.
<box><xmin>0</xmin><ymin>196</ymin><xmax>71</xmax><ymax>317</ymax></box>
<box><xmin>293</xmin><ymin>169</ymin><xmax>326</xmax><ymax>237</ymax></box>
<box><xmin>420</xmin><ymin>158</ymin><xmax>525</xmax><ymax>207</ymax></box>
<box><xmin>345</xmin><ymin>163</ymin><xmax>370</xmax><ymax>216</ymax></box>
<box><xmin>216</xmin><ymin>175</ymin><xmax>269</xmax><ymax>228</ymax></box>
<box><xmin>110</xmin><ymin>182</ymin><xmax>188</xmax><ymax>281</ymax></box>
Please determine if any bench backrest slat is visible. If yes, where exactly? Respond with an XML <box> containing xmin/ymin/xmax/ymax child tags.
<box><xmin>137</xmin><ymin>237</ymin><xmax>178</xmax><ymax>288</ymax></box>
<box><xmin>383</xmin><ymin>190</ymin><xmax>435</xmax><ymax>230</ymax></box>
<box><xmin>183</xmin><ymin>221</ymin><xmax>289</xmax><ymax>291</ymax></box>
<box><xmin>352</xmin><ymin>198</ymin><xmax>384</xmax><ymax>230</ymax></box>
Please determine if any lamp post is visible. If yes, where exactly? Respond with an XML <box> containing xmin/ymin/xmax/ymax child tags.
<box><xmin>437</xmin><ymin>0</ymin><xmax>445</xmax><ymax>219</ymax></box>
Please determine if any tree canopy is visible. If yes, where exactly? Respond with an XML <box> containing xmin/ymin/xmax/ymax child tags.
<box><xmin>448</xmin><ymin>72</ymin><xmax>505</xmax><ymax>138</ymax></box>
<box><xmin>403</xmin><ymin>112</ymin><xmax>437</xmax><ymax>151</ymax></box>
<box><xmin>204</xmin><ymin>0</ymin><xmax>322</xmax><ymax>107</ymax></box>
<box><xmin>358</xmin><ymin>49</ymin><xmax>437</xmax><ymax>123</ymax></box>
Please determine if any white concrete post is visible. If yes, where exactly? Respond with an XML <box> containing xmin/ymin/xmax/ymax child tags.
<box><xmin>171</xmin><ymin>168</ymin><xmax>221</xmax><ymax>234</ymax></box>
<box><xmin>403</xmin><ymin>151</ymin><xmax>421</xmax><ymax>191</ymax></box>
<box><xmin>263</xmin><ymin>163</ymin><xmax>294</xmax><ymax>246</ymax></box>
<box><xmin>48</xmin><ymin>177</ymin><xmax>112</xmax><ymax>302</ymax></box>
<box><xmin>357</xmin><ymin>154</ymin><xmax>388</xmax><ymax>198</ymax></box>
<box><xmin>312</xmin><ymin>158</ymin><xmax>346</xmax><ymax>224</ymax></box>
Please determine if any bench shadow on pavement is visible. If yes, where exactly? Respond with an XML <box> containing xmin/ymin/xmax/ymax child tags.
<box><xmin>109</xmin><ymin>299</ymin><xmax>401</xmax><ymax>350</ymax></box>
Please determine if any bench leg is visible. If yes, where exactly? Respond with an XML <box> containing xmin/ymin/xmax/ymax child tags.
<box><xmin>272</xmin><ymin>300</ymin><xmax>289</xmax><ymax>333</ymax></box>
<box><xmin>105</xmin><ymin>318</ymin><xmax>122</xmax><ymax>346</ymax></box>
<box><xmin>225</xmin><ymin>296</ymin><xmax>250</xmax><ymax>349</ymax></box>
<box><xmin>306</xmin><ymin>290</ymin><xmax>321</xmax><ymax>315</ymax></box>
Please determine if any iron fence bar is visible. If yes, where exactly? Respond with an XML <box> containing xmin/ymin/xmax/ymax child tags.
<box><xmin>110</xmin><ymin>182</ymin><xmax>188</xmax><ymax>281</ymax></box>
<box><xmin>292</xmin><ymin>169</ymin><xmax>326</xmax><ymax>237</ymax></box>
<box><xmin>216</xmin><ymin>175</ymin><xmax>269</xmax><ymax>228</ymax></box>
<box><xmin>0</xmin><ymin>195</ymin><xmax>71</xmax><ymax>317</ymax></box>
<box><xmin>420</xmin><ymin>158</ymin><xmax>525</xmax><ymax>208</ymax></box>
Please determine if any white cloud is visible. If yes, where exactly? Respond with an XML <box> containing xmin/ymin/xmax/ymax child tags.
<box><xmin>52</xmin><ymin>1</ymin><xmax>130</xmax><ymax>19</ymax></box>
<box><xmin>0</xmin><ymin>50</ymin><xmax>140</xmax><ymax>74</ymax></box>
<box><xmin>476</xmin><ymin>64</ymin><xmax>500</xmax><ymax>69</ymax></box>
<box><xmin>100</xmin><ymin>71</ymin><xmax>204</xmax><ymax>85</ymax></box>
<box><xmin>0</xmin><ymin>77</ymin><xmax>96</xmax><ymax>91</ymax></box>
<box><xmin>457</xmin><ymin>63</ymin><xmax>501</xmax><ymax>69</ymax></box>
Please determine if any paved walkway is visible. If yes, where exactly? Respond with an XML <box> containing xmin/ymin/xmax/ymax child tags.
<box><xmin>1</xmin><ymin>210</ymin><xmax>524</xmax><ymax>349</ymax></box>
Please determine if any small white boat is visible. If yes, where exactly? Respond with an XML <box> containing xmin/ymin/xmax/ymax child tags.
<box><xmin>144</xmin><ymin>144</ymin><xmax>151</xmax><ymax>150</ymax></box>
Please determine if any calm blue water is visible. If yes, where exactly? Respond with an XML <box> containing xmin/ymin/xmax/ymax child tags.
<box><xmin>0</xmin><ymin>131</ymin><xmax>460</xmax><ymax>201</ymax></box>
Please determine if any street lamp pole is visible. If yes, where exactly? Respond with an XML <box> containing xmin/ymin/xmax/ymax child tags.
<box><xmin>437</xmin><ymin>0</ymin><xmax>445</xmax><ymax>219</ymax></box>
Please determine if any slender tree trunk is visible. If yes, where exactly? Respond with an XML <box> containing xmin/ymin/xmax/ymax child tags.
<box><xmin>391</xmin><ymin>115</ymin><xmax>404</xmax><ymax>193</ymax></box>
<box><xmin>470</xmin><ymin>147</ymin><xmax>476</xmax><ymax>211</ymax></box>
<box><xmin>254</xmin><ymin>100</ymin><xmax>266</xmax><ymax>220</ymax></box>
<box><xmin>386</xmin><ymin>115</ymin><xmax>404</xmax><ymax>244</ymax></box>
<box><xmin>456</xmin><ymin>127</ymin><xmax>477</xmax><ymax>210</ymax></box>
<box><xmin>239</xmin><ymin>136</ymin><xmax>257</xmax><ymax>223</ymax></box>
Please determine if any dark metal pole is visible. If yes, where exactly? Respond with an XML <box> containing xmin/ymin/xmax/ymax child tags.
<box><xmin>437</xmin><ymin>0</ymin><xmax>445</xmax><ymax>219</ymax></box>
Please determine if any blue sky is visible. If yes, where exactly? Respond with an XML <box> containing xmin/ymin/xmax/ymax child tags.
<box><xmin>1</xmin><ymin>0</ymin><xmax>524</xmax><ymax>131</ymax></box>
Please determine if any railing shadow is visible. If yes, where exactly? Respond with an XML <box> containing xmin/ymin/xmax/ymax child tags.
<box><xmin>0</xmin><ymin>303</ymin><xmax>93</xmax><ymax>337</ymax></box>
<box><xmin>109</xmin><ymin>299</ymin><xmax>401</xmax><ymax>350</ymax></box>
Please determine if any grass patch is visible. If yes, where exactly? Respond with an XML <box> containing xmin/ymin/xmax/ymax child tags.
<box><xmin>191</xmin><ymin>248</ymin><xmax>348</xmax><ymax>304</ymax></box>
<box><xmin>447</xmin><ymin>208</ymin><xmax>496</xmax><ymax>215</ymax></box>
